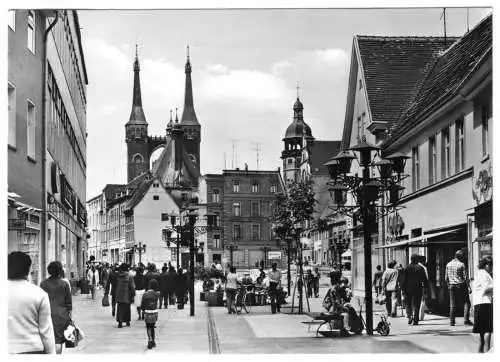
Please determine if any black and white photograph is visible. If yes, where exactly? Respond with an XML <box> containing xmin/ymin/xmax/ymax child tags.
<box><xmin>5</xmin><ymin>1</ymin><xmax>494</xmax><ymax>355</ymax></box>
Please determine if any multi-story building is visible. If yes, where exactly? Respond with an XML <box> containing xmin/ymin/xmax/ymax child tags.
<box><xmin>8</xmin><ymin>10</ymin><xmax>88</xmax><ymax>284</ymax></box>
<box><xmin>205</xmin><ymin>168</ymin><xmax>285</xmax><ymax>269</ymax></box>
<box><xmin>379</xmin><ymin>15</ymin><xmax>492</xmax><ymax>313</ymax></box>
<box><xmin>341</xmin><ymin>33</ymin><xmax>455</xmax><ymax>296</ymax></box>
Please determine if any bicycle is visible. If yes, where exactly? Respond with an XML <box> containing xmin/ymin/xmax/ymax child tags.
<box><xmin>235</xmin><ymin>284</ymin><xmax>254</xmax><ymax>314</ymax></box>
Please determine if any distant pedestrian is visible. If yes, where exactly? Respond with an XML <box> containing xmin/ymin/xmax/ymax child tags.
<box><xmin>144</xmin><ymin>263</ymin><xmax>161</xmax><ymax>291</ymax></box>
<box><xmin>141</xmin><ymin>279</ymin><xmax>160</xmax><ymax>350</ymax></box>
<box><xmin>306</xmin><ymin>269</ymin><xmax>314</xmax><ymax>298</ymax></box>
<box><xmin>268</xmin><ymin>263</ymin><xmax>282</xmax><ymax>314</ymax></box>
<box><xmin>473</xmin><ymin>255</ymin><xmax>493</xmax><ymax>353</ymax></box>
<box><xmin>115</xmin><ymin>263</ymin><xmax>135</xmax><ymax>328</ymax></box>
<box><xmin>312</xmin><ymin>267</ymin><xmax>320</xmax><ymax>298</ymax></box>
<box><xmin>373</xmin><ymin>265</ymin><xmax>383</xmax><ymax>303</ymax></box>
<box><xmin>175</xmin><ymin>268</ymin><xmax>187</xmax><ymax>309</ymax></box>
<box><xmin>104</xmin><ymin>265</ymin><xmax>118</xmax><ymax>317</ymax></box>
<box><xmin>8</xmin><ymin>251</ymin><xmax>56</xmax><ymax>354</ymax></box>
<box><xmin>101</xmin><ymin>263</ymin><xmax>110</xmax><ymax>291</ymax></box>
<box><xmin>159</xmin><ymin>266</ymin><xmax>170</xmax><ymax>309</ymax></box>
<box><xmin>40</xmin><ymin>261</ymin><xmax>72</xmax><ymax>354</ymax></box>
<box><xmin>225</xmin><ymin>266</ymin><xmax>238</xmax><ymax>314</ymax></box>
<box><xmin>134</xmin><ymin>265</ymin><xmax>146</xmax><ymax>320</ymax></box>
<box><xmin>382</xmin><ymin>260</ymin><xmax>399</xmax><ymax>317</ymax></box>
<box><xmin>401</xmin><ymin>254</ymin><xmax>427</xmax><ymax>325</ymax></box>
<box><xmin>87</xmin><ymin>263</ymin><xmax>99</xmax><ymax>300</ymax></box>
<box><xmin>418</xmin><ymin>256</ymin><xmax>429</xmax><ymax>321</ymax></box>
<box><xmin>445</xmin><ymin>250</ymin><xmax>472</xmax><ymax>326</ymax></box>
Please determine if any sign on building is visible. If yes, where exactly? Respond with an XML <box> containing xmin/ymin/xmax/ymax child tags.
<box><xmin>268</xmin><ymin>251</ymin><xmax>282</xmax><ymax>260</ymax></box>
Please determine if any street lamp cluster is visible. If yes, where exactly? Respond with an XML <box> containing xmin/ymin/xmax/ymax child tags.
<box><xmin>162</xmin><ymin>208</ymin><xmax>219</xmax><ymax>316</ymax></box>
<box><xmin>324</xmin><ymin>136</ymin><xmax>409</xmax><ymax>335</ymax></box>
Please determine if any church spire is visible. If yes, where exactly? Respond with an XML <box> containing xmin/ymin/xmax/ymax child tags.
<box><xmin>128</xmin><ymin>44</ymin><xmax>147</xmax><ymax>124</ymax></box>
<box><xmin>181</xmin><ymin>44</ymin><xmax>199</xmax><ymax>125</ymax></box>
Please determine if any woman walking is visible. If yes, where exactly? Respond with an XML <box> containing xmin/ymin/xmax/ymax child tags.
<box><xmin>40</xmin><ymin>261</ymin><xmax>72</xmax><ymax>354</ymax></box>
<box><xmin>115</xmin><ymin>263</ymin><xmax>135</xmax><ymax>328</ymax></box>
<box><xmin>141</xmin><ymin>279</ymin><xmax>160</xmax><ymax>349</ymax></box>
<box><xmin>87</xmin><ymin>263</ymin><xmax>99</xmax><ymax>300</ymax></box>
<box><xmin>473</xmin><ymin>255</ymin><xmax>493</xmax><ymax>353</ymax></box>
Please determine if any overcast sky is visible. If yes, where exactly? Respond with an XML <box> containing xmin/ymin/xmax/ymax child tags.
<box><xmin>79</xmin><ymin>7</ymin><xmax>491</xmax><ymax>199</ymax></box>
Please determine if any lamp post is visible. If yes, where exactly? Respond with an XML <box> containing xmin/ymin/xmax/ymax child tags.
<box><xmin>324</xmin><ymin>136</ymin><xmax>408</xmax><ymax>335</ymax></box>
<box><xmin>260</xmin><ymin>245</ymin><xmax>271</xmax><ymax>268</ymax></box>
<box><xmin>163</xmin><ymin>209</ymin><xmax>220</xmax><ymax>317</ymax></box>
<box><xmin>134</xmin><ymin>242</ymin><xmax>146</xmax><ymax>265</ymax></box>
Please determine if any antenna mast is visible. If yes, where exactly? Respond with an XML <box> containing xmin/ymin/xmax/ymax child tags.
<box><xmin>253</xmin><ymin>142</ymin><xmax>261</xmax><ymax>170</ymax></box>
<box><xmin>441</xmin><ymin>8</ymin><xmax>447</xmax><ymax>46</ymax></box>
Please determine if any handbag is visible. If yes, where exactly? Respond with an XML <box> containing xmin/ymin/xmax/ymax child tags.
<box><xmin>64</xmin><ymin>320</ymin><xmax>84</xmax><ymax>348</ymax></box>
<box><xmin>102</xmin><ymin>293</ymin><xmax>110</xmax><ymax>307</ymax></box>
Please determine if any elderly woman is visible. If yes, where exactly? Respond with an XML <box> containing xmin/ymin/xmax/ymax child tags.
<box><xmin>115</xmin><ymin>263</ymin><xmax>136</xmax><ymax>328</ymax></box>
<box><xmin>40</xmin><ymin>261</ymin><xmax>72</xmax><ymax>354</ymax></box>
<box><xmin>473</xmin><ymin>255</ymin><xmax>493</xmax><ymax>353</ymax></box>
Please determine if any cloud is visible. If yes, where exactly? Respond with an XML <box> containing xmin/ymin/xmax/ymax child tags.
<box><xmin>313</xmin><ymin>48</ymin><xmax>349</xmax><ymax>67</ymax></box>
<box><xmin>205</xmin><ymin>63</ymin><xmax>230</xmax><ymax>74</ymax></box>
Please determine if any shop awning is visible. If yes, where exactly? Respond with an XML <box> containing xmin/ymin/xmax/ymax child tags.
<box><xmin>410</xmin><ymin>228</ymin><xmax>464</xmax><ymax>244</ymax></box>
<box><xmin>376</xmin><ymin>239</ymin><xmax>413</xmax><ymax>249</ymax></box>
<box><xmin>474</xmin><ymin>232</ymin><xmax>492</xmax><ymax>243</ymax></box>
<box><xmin>341</xmin><ymin>249</ymin><xmax>352</xmax><ymax>257</ymax></box>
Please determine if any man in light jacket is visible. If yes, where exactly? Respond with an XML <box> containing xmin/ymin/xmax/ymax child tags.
<box><xmin>382</xmin><ymin>260</ymin><xmax>399</xmax><ymax>317</ymax></box>
<box><xmin>8</xmin><ymin>252</ymin><xmax>56</xmax><ymax>354</ymax></box>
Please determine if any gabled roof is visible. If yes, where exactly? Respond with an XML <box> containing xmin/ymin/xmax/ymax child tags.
<box><xmin>310</xmin><ymin>140</ymin><xmax>341</xmax><ymax>176</ymax></box>
<box><xmin>151</xmin><ymin>137</ymin><xmax>200</xmax><ymax>188</ymax></box>
<box><xmin>126</xmin><ymin>178</ymin><xmax>154</xmax><ymax>210</ymax></box>
<box><xmin>385</xmin><ymin>14</ymin><xmax>492</xmax><ymax>145</ymax></box>
<box><xmin>342</xmin><ymin>35</ymin><xmax>456</xmax><ymax>149</ymax></box>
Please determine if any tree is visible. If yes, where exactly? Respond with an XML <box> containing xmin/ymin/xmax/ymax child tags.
<box><xmin>271</xmin><ymin>178</ymin><xmax>316</xmax><ymax>313</ymax></box>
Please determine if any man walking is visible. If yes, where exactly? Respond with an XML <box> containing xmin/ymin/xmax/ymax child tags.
<box><xmin>382</xmin><ymin>260</ymin><xmax>399</xmax><ymax>317</ymax></box>
<box><xmin>445</xmin><ymin>250</ymin><xmax>472</xmax><ymax>326</ymax></box>
<box><xmin>401</xmin><ymin>254</ymin><xmax>428</xmax><ymax>325</ymax></box>
<box><xmin>268</xmin><ymin>262</ymin><xmax>282</xmax><ymax>314</ymax></box>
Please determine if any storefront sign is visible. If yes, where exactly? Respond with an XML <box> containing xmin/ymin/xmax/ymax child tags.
<box><xmin>268</xmin><ymin>251</ymin><xmax>282</xmax><ymax>259</ymax></box>
<box><xmin>472</xmin><ymin>164</ymin><xmax>493</xmax><ymax>206</ymax></box>
<box><xmin>8</xmin><ymin>219</ymin><xmax>26</xmax><ymax>230</ymax></box>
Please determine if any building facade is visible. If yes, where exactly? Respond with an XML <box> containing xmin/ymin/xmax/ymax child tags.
<box><xmin>8</xmin><ymin>10</ymin><xmax>88</xmax><ymax>284</ymax></box>
<box><xmin>205</xmin><ymin>169</ymin><xmax>285</xmax><ymax>269</ymax></box>
<box><xmin>380</xmin><ymin>15</ymin><xmax>492</xmax><ymax>313</ymax></box>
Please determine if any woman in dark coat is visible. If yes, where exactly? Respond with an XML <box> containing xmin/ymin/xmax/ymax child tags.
<box><xmin>174</xmin><ymin>268</ymin><xmax>187</xmax><ymax>309</ymax></box>
<box><xmin>40</xmin><ymin>261</ymin><xmax>72</xmax><ymax>354</ymax></box>
<box><xmin>115</xmin><ymin>263</ymin><xmax>135</xmax><ymax>328</ymax></box>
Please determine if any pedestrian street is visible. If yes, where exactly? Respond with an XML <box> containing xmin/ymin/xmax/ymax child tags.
<box><xmin>65</xmin><ymin>283</ymin><xmax>480</xmax><ymax>354</ymax></box>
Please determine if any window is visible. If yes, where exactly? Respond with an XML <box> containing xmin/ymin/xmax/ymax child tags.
<box><xmin>287</xmin><ymin>158</ymin><xmax>293</xmax><ymax>165</ymax></box>
<box><xmin>428</xmin><ymin>136</ymin><xmax>437</xmax><ymax>184</ymax></box>
<box><xmin>153</xmin><ymin>195</ymin><xmax>159</xmax><ymax>201</ymax></box>
<box><xmin>441</xmin><ymin>127</ymin><xmax>450</xmax><ymax>179</ymax></box>
<box><xmin>251</xmin><ymin>201</ymin><xmax>260</xmax><ymax>216</ymax></box>
<box><xmin>212</xmin><ymin>189</ymin><xmax>220</xmax><ymax>203</ymax></box>
<box><xmin>8</xmin><ymin>10</ymin><xmax>15</xmax><ymax>30</ymax></box>
<box><xmin>270</xmin><ymin>184</ymin><xmax>277</xmax><ymax>193</ymax></box>
<box><xmin>233</xmin><ymin>180</ymin><xmax>240</xmax><ymax>193</ymax></box>
<box><xmin>27</xmin><ymin>100</ymin><xmax>35</xmax><ymax>160</ymax></box>
<box><xmin>412</xmin><ymin>146</ymin><xmax>419</xmax><ymax>192</ymax></box>
<box><xmin>361</xmin><ymin>112</ymin><xmax>366</xmax><ymax>136</ymax></box>
<box><xmin>27</xmin><ymin>10</ymin><xmax>35</xmax><ymax>53</ymax></box>
<box><xmin>133</xmin><ymin>154</ymin><xmax>143</xmax><ymax>164</ymax></box>
<box><xmin>481</xmin><ymin>104</ymin><xmax>490</xmax><ymax>157</ymax></box>
<box><xmin>213</xmin><ymin>235</ymin><xmax>221</xmax><ymax>249</ymax></box>
<box><xmin>233</xmin><ymin>225</ymin><xmax>241</xmax><ymax>240</ymax></box>
<box><xmin>358</xmin><ymin>79</ymin><xmax>363</xmax><ymax>90</ymax></box>
<box><xmin>252</xmin><ymin>224</ymin><xmax>260</xmax><ymax>240</ymax></box>
<box><xmin>455</xmin><ymin>119</ymin><xmax>465</xmax><ymax>172</ymax></box>
<box><xmin>153</xmin><ymin>183</ymin><xmax>159</xmax><ymax>188</ymax></box>
<box><xmin>251</xmin><ymin>182</ymin><xmax>259</xmax><ymax>193</ymax></box>
<box><xmin>8</xmin><ymin>83</ymin><xmax>16</xmax><ymax>148</ymax></box>
<box><xmin>233</xmin><ymin>202</ymin><xmax>241</xmax><ymax>216</ymax></box>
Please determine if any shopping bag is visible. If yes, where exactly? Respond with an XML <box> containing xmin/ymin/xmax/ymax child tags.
<box><xmin>102</xmin><ymin>293</ymin><xmax>110</xmax><ymax>307</ymax></box>
<box><xmin>64</xmin><ymin>320</ymin><xmax>84</xmax><ymax>348</ymax></box>
<box><xmin>419</xmin><ymin>299</ymin><xmax>426</xmax><ymax>321</ymax></box>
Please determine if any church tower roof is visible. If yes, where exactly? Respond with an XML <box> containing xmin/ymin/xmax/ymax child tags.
<box><xmin>284</xmin><ymin>87</ymin><xmax>313</xmax><ymax>140</ymax></box>
<box><xmin>127</xmin><ymin>44</ymin><xmax>148</xmax><ymax>126</ymax></box>
<box><xmin>180</xmin><ymin>45</ymin><xmax>199</xmax><ymax>126</ymax></box>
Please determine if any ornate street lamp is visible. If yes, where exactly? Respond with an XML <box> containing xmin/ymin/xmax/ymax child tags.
<box><xmin>133</xmin><ymin>242</ymin><xmax>146</xmax><ymax>264</ymax></box>
<box><xmin>260</xmin><ymin>245</ymin><xmax>271</xmax><ymax>268</ymax></box>
<box><xmin>324</xmin><ymin>136</ymin><xmax>408</xmax><ymax>335</ymax></box>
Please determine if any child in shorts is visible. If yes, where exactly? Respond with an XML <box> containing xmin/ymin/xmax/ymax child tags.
<box><xmin>141</xmin><ymin>279</ymin><xmax>160</xmax><ymax>349</ymax></box>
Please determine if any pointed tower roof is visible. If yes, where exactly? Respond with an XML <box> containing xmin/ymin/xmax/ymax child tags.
<box><xmin>127</xmin><ymin>44</ymin><xmax>148</xmax><ymax>126</ymax></box>
<box><xmin>180</xmin><ymin>45</ymin><xmax>199</xmax><ymax>126</ymax></box>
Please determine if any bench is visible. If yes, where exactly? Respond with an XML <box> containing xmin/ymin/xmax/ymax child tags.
<box><xmin>303</xmin><ymin>312</ymin><xmax>346</xmax><ymax>337</ymax></box>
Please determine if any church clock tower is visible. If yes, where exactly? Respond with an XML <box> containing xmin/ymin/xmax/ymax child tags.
<box><xmin>180</xmin><ymin>46</ymin><xmax>201</xmax><ymax>174</ymax></box>
<box><xmin>125</xmin><ymin>46</ymin><xmax>150</xmax><ymax>182</ymax></box>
